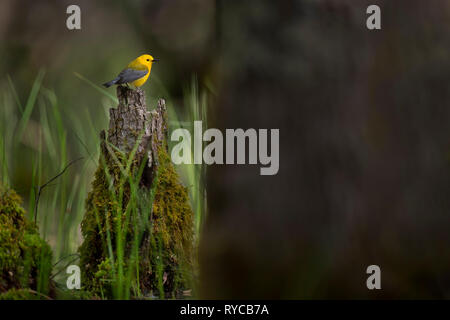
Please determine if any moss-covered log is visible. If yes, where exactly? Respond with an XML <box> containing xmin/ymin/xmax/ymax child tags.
<box><xmin>0</xmin><ymin>184</ymin><xmax>53</xmax><ymax>299</ymax></box>
<box><xmin>79</xmin><ymin>87</ymin><xmax>194</xmax><ymax>299</ymax></box>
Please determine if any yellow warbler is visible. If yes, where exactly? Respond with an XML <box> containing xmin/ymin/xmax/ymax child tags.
<box><xmin>103</xmin><ymin>54</ymin><xmax>158</xmax><ymax>88</ymax></box>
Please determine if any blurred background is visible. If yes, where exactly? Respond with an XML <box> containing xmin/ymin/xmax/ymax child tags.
<box><xmin>1</xmin><ymin>0</ymin><xmax>450</xmax><ymax>298</ymax></box>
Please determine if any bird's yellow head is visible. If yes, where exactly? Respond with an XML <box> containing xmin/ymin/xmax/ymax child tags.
<box><xmin>137</xmin><ymin>54</ymin><xmax>158</xmax><ymax>68</ymax></box>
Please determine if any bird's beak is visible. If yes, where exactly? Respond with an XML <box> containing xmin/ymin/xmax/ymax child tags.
<box><xmin>152</xmin><ymin>59</ymin><xmax>159</xmax><ymax>62</ymax></box>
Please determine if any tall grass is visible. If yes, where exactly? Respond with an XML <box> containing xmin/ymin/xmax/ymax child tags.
<box><xmin>1</xmin><ymin>70</ymin><xmax>95</xmax><ymax>294</ymax></box>
<box><xmin>165</xmin><ymin>75</ymin><xmax>209</xmax><ymax>296</ymax></box>
<box><xmin>168</xmin><ymin>76</ymin><xmax>208</xmax><ymax>241</ymax></box>
<box><xmin>0</xmin><ymin>70</ymin><xmax>208</xmax><ymax>299</ymax></box>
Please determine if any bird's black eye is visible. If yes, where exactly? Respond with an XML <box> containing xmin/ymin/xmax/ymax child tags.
<box><xmin>146</xmin><ymin>59</ymin><xmax>150</xmax><ymax>61</ymax></box>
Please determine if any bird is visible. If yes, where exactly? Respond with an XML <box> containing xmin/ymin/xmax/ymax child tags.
<box><xmin>103</xmin><ymin>54</ymin><xmax>158</xmax><ymax>88</ymax></box>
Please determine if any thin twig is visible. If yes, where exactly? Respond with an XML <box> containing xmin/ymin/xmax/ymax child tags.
<box><xmin>34</xmin><ymin>157</ymin><xmax>84</xmax><ymax>224</ymax></box>
<box><xmin>50</xmin><ymin>256</ymin><xmax>80</xmax><ymax>280</ymax></box>
<box><xmin>52</xmin><ymin>253</ymin><xmax>80</xmax><ymax>267</ymax></box>
<box><xmin>74</xmin><ymin>131</ymin><xmax>96</xmax><ymax>165</ymax></box>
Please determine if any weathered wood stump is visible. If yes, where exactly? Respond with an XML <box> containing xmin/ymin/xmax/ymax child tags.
<box><xmin>79</xmin><ymin>86</ymin><xmax>194</xmax><ymax>299</ymax></box>
<box><xmin>107</xmin><ymin>87</ymin><xmax>168</xmax><ymax>177</ymax></box>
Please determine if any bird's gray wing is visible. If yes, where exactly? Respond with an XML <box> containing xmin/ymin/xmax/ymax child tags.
<box><xmin>116</xmin><ymin>68</ymin><xmax>148</xmax><ymax>84</ymax></box>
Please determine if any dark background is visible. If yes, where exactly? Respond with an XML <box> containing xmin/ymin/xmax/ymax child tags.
<box><xmin>203</xmin><ymin>0</ymin><xmax>450</xmax><ymax>299</ymax></box>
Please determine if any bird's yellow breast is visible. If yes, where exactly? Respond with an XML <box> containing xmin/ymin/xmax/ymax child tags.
<box><xmin>127</xmin><ymin>58</ymin><xmax>153</xmax><ymax>87</ymax></box>
<box><xmin>131</xmin><ymin>72</ymin><xmax>150</xmax><ymax>87</ymax></box>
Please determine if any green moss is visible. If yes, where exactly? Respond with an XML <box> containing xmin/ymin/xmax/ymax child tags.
<box><xmin>149</xmin><ymin>148</ymin><xmax>194</xmax><ymax>291</ymax></box>
<box><xmin>78</xmin><ymin>159</ymin><xmax>118</xmax><ymax>296</ymax></box>
<box><xmin>79</xmin><ymin>145</ymin><xmax>194</xmax><ymax>299</ymax></box>
<box><xmin>53</xmin><ymin>288</ymin><xmax>94</xmax><ymax>300</ymax></box>
<box><xmin>0</xmin><ymin>184</ymin><xmax>53</xmax><ymax>298</ymax></box>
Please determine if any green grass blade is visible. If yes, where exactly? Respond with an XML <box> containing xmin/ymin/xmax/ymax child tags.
<box><xmin>7</xmin><ymin>74</ymin><xmax>23</xmax><ymax>114</ymax></box>
<box><xmin>74</xmin><ymin>72</ymin><xmax>118</xmax><ymax>103</ymax></box>
<box><xmin>15</xmin><ymin>69</ymin><xmax>45</xmax><ymax>143</ymax></box>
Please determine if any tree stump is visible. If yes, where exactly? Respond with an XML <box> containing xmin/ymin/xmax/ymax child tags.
<box><xmin>79</xmin><ymin>86</ymin><xmax>194</xmax><ymax>299</ymax></box>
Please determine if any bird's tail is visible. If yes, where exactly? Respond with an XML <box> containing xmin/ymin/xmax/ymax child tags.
<box><xmin>102</xmin><ymin>77</ymin><xmax>119</xmax><ymax>88</ymax></box>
